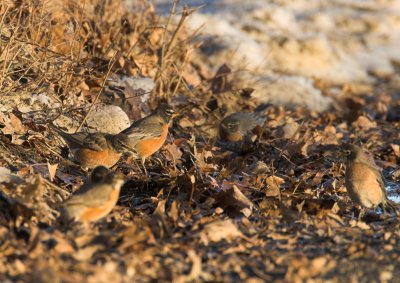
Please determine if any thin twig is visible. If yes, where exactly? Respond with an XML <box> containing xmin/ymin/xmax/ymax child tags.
<box><xmin>75</xmin><ymin>52</ymin><xmax>120</xmax><ymax>132</ymax></box>
<box><xmin>159</xmin><ymin>0</ymin><xmax>178</xmax><ymax>73</ymax></box>
<box><xmin>155</xmin><ymin>0</ymin><xmax>178</xmax><ymax>97</ymax></box>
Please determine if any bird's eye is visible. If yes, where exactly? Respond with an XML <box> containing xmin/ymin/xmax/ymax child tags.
<box><xmin>165</xmin><ymin>108</ymin><xmax>175</xmax><ymax>115</ymax></box>
<box><xmin>226</xmin><ymin>123</ymin><xmax>236</xmax><ymax>129</ymax></box>
<box><xmin>343</xmin><ymin>149</ymin><xmax>351</xmax><ymax>156</ymax></box>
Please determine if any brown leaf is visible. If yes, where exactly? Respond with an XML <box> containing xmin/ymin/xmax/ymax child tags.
<box><xmin>277</xmin><ymin>202</ymin><xmax>300</xmax><ymax>222</ymax></box>
<box><xmin>153</xmin><ymin>199</ymin><xmax>167</xmax><ymax>216</ymax></box>
<box><xmin>286</xmin><ymin>255</ymin><xmax>336</xmax><ymax>280</ymax></box>
<box><xmin>178</xmin><ymin>117</ymin><xmax>195</xmax><ymax>128</ymax></box>
<box><xmin>200</xmin><ymin>219</ymin><xmax>243</xmax><ymax>245</ymax></box>
<box><xmin>352</xmin><ymin>116</ymin><xmax>377</xmax><ymax>130</ymax></box>
<box><xmin>47</xmin><ymin>163</ymin><xmax>58</xmax><ymax>182</ymax></box>
<box><xmin>390</xmin><ymin>144</ymin><xmax>400</xmax><ymax>157</ymax></box>
<box><xmin>32</xmin><ymin>164</ymin><xmax>54</xmax><ymax>181</ymax></box>
<box><xmin>73</xmin><ymin>246</ymin><xmax>99</xmax><ymax>261</ymax></box>
<box><xmin>265</xmin><ymin>176</ymin><xmax>284</xmax><ymax>197</ymax></box>
<box><xmin>0</xmin><ymin>167</ymin><xmax>23</xmax><ymax>184</ymax></box>
<box><xmin>162</xmin><ymin>143</ymin><xmax>183</xmax><ymax>163</ymax></box>
<box><xmin>176</xmin><ymin>250</ymin><xmax>202</xmax><ymax>283</ymax></box>
<box><xmin>187</xmin><ymin>250</ymin><xmax>202</xmax><ymax>281</ymax></box>
<box><xmin>169</xmin><ymin>200</ymin><xmax>179</xmax><ymax>222</ymax></box>
<box><xmin>214</xmin><ymin>182</ymin><xmax>253</xmax><ymax>217</ymax></box>
<box><xmin>0</xmin><ymin>190</ymin><xmax>35</xmax><ymax>223</ymax></box>
<box><xmin>52</xmin><ymin>231</ymin><xmax>75</xmax><ymax>254</ymax></box>
<box><xmin>15</xmin><ymin>174</ymin><xmax>56</xmax><ymax>223</ymax></box>
<box><xmin>272</xmin><ymin>119</ymin><xmax>300</xmax><ymax>139</ymax></box>
<box><xmin>195</xmin><ymin>150</ymin><xmax>218</xmax><ymax>173</ymax></box>
<box><xmin>0</xmin><ymin>112</ymin><xmax>25</xmax><ymax>135</ymax></box>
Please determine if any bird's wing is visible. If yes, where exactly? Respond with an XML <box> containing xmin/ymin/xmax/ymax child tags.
<box><xmin>121</xmin><ymin>120</ymin><xmax>164</xmax><ymax>144</ymax></box>
<box><xmin>223</xmin><ymin>112</ymin><xmax>265</xmax><ymax>135</ymax></box>
<box><xmin>50</xmin><ymin>124</ymin><xmax>112</xmax><ymax>151</ymax></box>
<box><xmin>241</xmin><ymin>113</ymin><xmax>263</xmax><ymax>132</ymax></box>
<box><xmin>366</xmin><ymin>163</ymin><xmax>388</xmax><ymax>198</ymax></box>
<box><xmin>81</xmin><ymin>133</ymin><xmax>110</xmax><ymax>151</ymax></box>
<box><xmin>64</xmin><ymin>184</ymin><xmax>113</xmax><ymax>207</ymax></box>
<box><xmin>372</xmin><ymin>167</ymin><xmax>398</xmax><ymax>211</ymax></box>
<box><xmin>52</xmin><ymin>127</ymin><xmax>90</xmax><ymax>149</ymax></box>
<box><xmin>253</xmin><ymin>112</ymin><xmax>267</xmax><ymax>127</ymax></box>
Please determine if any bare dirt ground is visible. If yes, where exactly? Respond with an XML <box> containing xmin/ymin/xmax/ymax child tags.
<box><xmin>1</xmin><ymin>1</ymin><xmax>400</xmax><ymax>282</ymax></box>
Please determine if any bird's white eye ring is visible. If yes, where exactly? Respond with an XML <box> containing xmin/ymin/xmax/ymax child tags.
<box><xmin>342</xmin><ymin>149</ymin><xmax>351</xmax><ymax>156</ymax></box>
<box><xmin>165</xmin><ymin>109</ymin><xmax>175</xmax><ymax>115</ymax></box>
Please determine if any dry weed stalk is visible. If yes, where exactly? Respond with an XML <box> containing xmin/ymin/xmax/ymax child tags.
<box><xmin>0</xmin><ymin>1</ymin><xmax>79</xmax><ymax>101</ymax></box>
<box><xmin>0</xmin><ymin>0</ymin><xmax>180</xmax><ymax>117</ymax></box>
<box><xmin>154</xmin><ymin>1</ymin><xmax>197</xmax><ymax>99</ymax></box>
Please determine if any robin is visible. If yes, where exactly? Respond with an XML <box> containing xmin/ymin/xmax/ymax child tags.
<box><xmin>344</xmin><ymin>144</ymin><xmax>397</xmax><ymax>218</ymax></box>
<box><xmin>219</xmin><ymin>111</ymin><xmax>266</xmax><ymax>142</ymax></box>
<box><xmin>121</xmin><ymin>103</ymin><xmax>177</xmax><ymax>174</ymax></box>
<box><xmin>50</xmin><ymin>124</ymin><xmax>130</xmax><ymax>169</ymax></box>
<box><xmin>61</xmin><ymin>166</ymin><xmax>125</xmax><ymax>223</ymax></box>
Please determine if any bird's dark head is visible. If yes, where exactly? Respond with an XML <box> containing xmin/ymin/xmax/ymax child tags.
<box><xmin>219</xmin><ymin>115</ymin><xmax>242</xmax><ymax>142</ymax></box>
<box><xmin>220</xmin><ymin>120</ymin><xmax>239</xmax><ymax>134</ymax></box>
<box><xmin>90</xmin><ymin>166</ymin><xmax>110</xmax><ymax>183</ymax></box>
<box><xmin>156</xmin><ymin>103</ymin><xmax>177</xmax><ymax>122</ymax></box>
<box><xmin>342</xmin><ymin>144</ymin><xmax>364</xmax><ymax>161</ymax></box>
<box><xmin>106</xmin><ymin>170</ymin><xmax>125</xmax><ymax>187</ymax></box>
<box><xmin>111</xmin><ymin>133</ymin><xmax>131</xmax><ymax>153</ymax></box>
<box><xmin>91</xmin><ymin>165</ymin><xmax>125</xmax><ymax>186</ymax></box>
<box><xmin>220</xmin><ymin>113</ymin><xmax>242</xmax><ymax>132</ymax></box>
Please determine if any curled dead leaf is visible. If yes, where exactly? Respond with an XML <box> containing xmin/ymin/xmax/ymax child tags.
<box><xmin>162</xmin><ymin>143</ymin><xmax>183</xmax><ymax>163</ymax></box>
<box><xmin>214</xmin><ymin>182</ymin><xmax>253</xmax><ymax>217</ymax></box>
<box><xmin>0</xmin><ymin>112</ymin><xmax>25</xmax><ymax>135</ymax></box>
<box><xmin>265</xmin><ymin>175</ymin><xmax>284</xmax><ymax>197</ymax></box>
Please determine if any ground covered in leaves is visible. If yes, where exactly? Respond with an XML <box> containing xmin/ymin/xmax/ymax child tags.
<box><xmin>1</xmin><ymin>1</ymin><xmax>400</xmax><ymax>282</ymax></box>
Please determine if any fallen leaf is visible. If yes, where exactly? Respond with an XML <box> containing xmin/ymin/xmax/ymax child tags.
<box><xmin>0</xmin><ymin>112</ymin><xmax>25</xmax><ymax>135</ymax></box>
<box><xmin>162</xmin><ymin>143</ymin><xmax>183</xmax><ymax>162</ymax></box>
<box><xmin>73</xmin><ymin>246</ymin><xmax>99</xmax><ymax>261</ymax></box>
<box><xmin>214</xmin><ymin>182</ymin><xmax>253</xmax><ymax>217</ymax></box>
<box><xmin>265</xmin><ymin>175</ymin><xmax>284</xmax><ymax>197</ymax></box>
<box><xmin>352</xmin><ymin>116</ymin><xmax>377</xmax><ymax>129</ymax></box>
<box><xmin>47</xmin><ymin>163</ymin><xmax>58</xmax><ymax>182</ymax></box>
<box><xmin>390</xmin><ymin>144</ymin><xmax>400</xmax><ymax>157</ymax></box>
<box><xmin>176</xmin><ymin>250</ymin><xmax>202</xmax><ymax>283</ymax></box>
<box><xmin>200</xmin><ymin>219</ymin><xmax>243</xmax><ymax>245</ymax></box>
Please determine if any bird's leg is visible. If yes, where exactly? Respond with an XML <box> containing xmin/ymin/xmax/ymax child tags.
<box><xmin>381</xmin><ymin>203</ymin><xmax>387</xmax><ymax>214</ymax></box>
<box><xmin>155</xmin><ymin>156</ymin><xmax>163</xmax><ymax>167</ymax></box>
<box><xmin>385</xmin><ymin>200</ymin><xmax>398</xmax><ymax>214</ymax></box>
<box><xmin>141</xmin><ymin>157</ymin><xmax>148</xmax><ymax>177</ymax></box>
<box><xmin>125</xmin><ymin>152</ymin><xmax>142</xmax><ymax>173</ymax></box>
<box><xmin>132</xmin><ymin>159</ymin><xmax>142</xmax><ymax>174</ymax></box>
<box><xmin>358</xmin><ymin>208</ymin><xmax>366</xmax><ymax>221</ymax></box>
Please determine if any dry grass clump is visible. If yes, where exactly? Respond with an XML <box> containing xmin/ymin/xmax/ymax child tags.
<box><xmin>0</xmin><ymin>0</ymin><xmax>192</xmax><ymax>107</ymax></box>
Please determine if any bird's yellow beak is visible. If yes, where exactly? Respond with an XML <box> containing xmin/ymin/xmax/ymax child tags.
<box><xmin>171</xmin><ymin>113</ymin><xmax>180</xmax><ymax>119</ymax></box>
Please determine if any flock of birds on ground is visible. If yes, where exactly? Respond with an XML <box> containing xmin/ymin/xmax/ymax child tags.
<box><xmin>48</xmin><ymin>102</ymin><xmax>398</xmax><ymax>224</ymax></box>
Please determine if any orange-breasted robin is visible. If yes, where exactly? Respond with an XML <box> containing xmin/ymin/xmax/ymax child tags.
<box><xmin>344</xmin><ymin>144</ymin><xmax>396</xmax><ymax>218</ymax></box>
<box><xmin>219</xmin><ymin>112</ymin><xmax>266</xmax><ymax>142</ymax></box>
<box><xmin>61</xmin><ymin>166</ymin><xmax>125</xmax><ymax>223</ymax></box>
<box><xmin>50</xmin><ymin>124</ymin><xmax>130</xmax><ymax>169</ymax></box>
<box><xmin>121</xmin><ymin>104</ymin><xmax>177</xmax><ymax>173</ymax></box>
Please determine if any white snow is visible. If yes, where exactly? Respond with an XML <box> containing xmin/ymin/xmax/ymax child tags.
<box><xmin>149</xmin><ymin>0</ymin><xmax>400</xmax><ymax>110</ymax></box>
